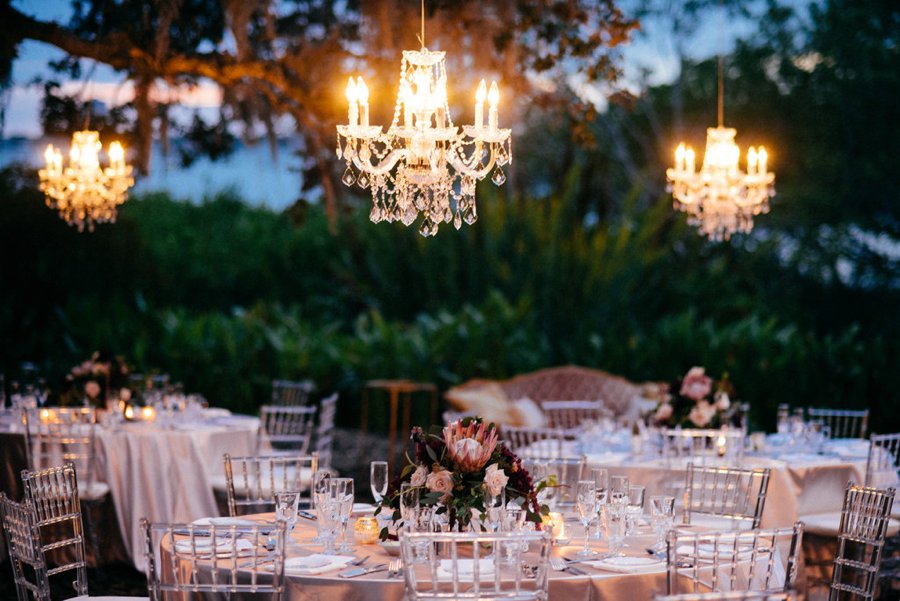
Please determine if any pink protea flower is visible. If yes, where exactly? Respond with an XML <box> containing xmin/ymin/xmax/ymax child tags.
<box><xmin>442</xmin><ymin>420</ymin><xmax>499</xmax><ymax>472</ymax></box>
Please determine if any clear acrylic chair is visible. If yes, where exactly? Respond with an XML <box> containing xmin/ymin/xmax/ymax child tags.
<box><xmin>142</xmin><ymin>518</ymin><xmax>285</xmax><ymax>600</ymax></box>
<box><xmin>0</xmin><ymin>492</ymin><xmax>143</xmax><ymax>601</ymax></box>
<box><xmin>224</xmin><ymin>453</ymin><xmax>318</xmax><ymax>517</ymax></box>
<box><xmin>807</xmin><ymin>408</ymin><xmax>869</xmax><ymax>439</ymax></box>
<box><xmin>683</xmin><ymin>463</ymin><xmax>771</xmax><ymax>530</ymax></box>
<box><xmin>666</xmin><ymin>523</ymin><xmax>803</xmax><ymax>595</ymax></box>
<box><xmin>312</xmin><ymin>393</ymin><xmax>338</xmax><ymax>470</ymax></box>
<box><xmin>503</xmin><ymin>426</ymin><xmax>567</xmax><ymax>459</ymax></box>
<box><xmin>662</xmin><ymin>428</ymin><xmax>746</xmax><ymax>466</ymax></box>
<box><xmin>399</xmin><ymin>530</ymin><xmax>552</xmax><ymax>601</ymax></box>
<box><xmin>259</xmin><ymin>404</ymin><xmax>317</xmax><ymax>455</ymax></box>
<box><xmin>864</xmin><ymin>433</ymin><xmax>900</xmax><ymax>488</ymax></box>
<box><xmin>271</xmin><ymin>379</ymin><xmax>315</xmax><ymax>407</ymax></box>
<box><xmin>655</xmin><ymin>591</ymin><xmax>799</xmax><ymax>601</ymax></box>
<box><xmin>829</xmin><ymin>482</ymin><xmax>896</xmax><ymax>601</ymax></box>
<box><xmin>540</xmin><ymin>400</ymin><xmax>606</xmax><ymax>430</ymax></box>
<box><xmin>521</xmin><ymin>456</ymin><xmax>586</xmax><ymax>509</ymax></box>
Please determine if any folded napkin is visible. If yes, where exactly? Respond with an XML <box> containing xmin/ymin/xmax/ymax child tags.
<box><xmin>586</xmin><ymin>556</ymin><xmax>665</xmax><ymax>574</ymax></box>
<box><xmin>174</xmin><ymin>537</ymin><xmax>254</xmax><ymax>556</ymax></box>
<box><xmin>284</xmin><ymin>554</ymin><xmax>355</xmax><ymax>575</ymax></box>
<box><xmin>437</xmin><ymin>559</ymin><xmax>495</xmax><ymax>579</ymax></box>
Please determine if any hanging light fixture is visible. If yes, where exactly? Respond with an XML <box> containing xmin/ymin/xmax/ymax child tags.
<box><xmin>336</xmin><ymin>1</ymin><xmax>511</xmax><ymax>237</ymax></box>
<box><xmin>666</xmin><ymin>52</ymin><xmax>775</xmax><ymax>241</ymax></box>
<box><xmin>38</xmin><ymin>130</ymin><xmax>134</xmax><ymax>232</ymax></box>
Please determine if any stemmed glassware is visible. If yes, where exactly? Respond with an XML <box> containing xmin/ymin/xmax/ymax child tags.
<box><xmin>400</xmin><ymin>482</ymin><xmax>420</xmax><ymax>527</ymax></box>
<box><xmin>575</xmin><ymin>480</ymin><xmax>598</xmax><ymax>557</ymax></box>
<box><xmin>591</xmin><ymin>468</ymin><xmax>608</xmax><ymax>542</ymax></box>
<box><xmin>502</xmin><ymin>502</ymin><xmax>528</xmax><ymax>561</ymax></box>
<box><xmin>370</xmin><ymin>461</ymin><xmax>388</xmax><ymax>504</ymax></box>
<box><xmin>649</xmin><ymin>495</ymin><xmax>675</xmax><ymax>556</ymax></box>
<box><xmin>275</xmin><ymin>490</ymin><xmax>300</xmax><ymax>535</ymax></box>
<box><xmin>483</xmin><ymin>485</ymin><xmax>506</xmax><ymax>533</ymax></box>
<box><xmin>625</xmin><ymin>484</ymin><xmax>645</xmax><ymax>536</ymax></box>
<box><xmin>605</xmin><ymin>484</ymin><xmax>628</xmax><ymax>557</ymax></box>
<box><xmin>315</xmin><ymin>480</ymin><xmax>341</xmax><ymax>554</ymax></box>
<box><xmin>334</xmin><ymin>478</ymin><xmax>355</xmax><ymax>553</ymax></box>
<box><xmin>312</xmin><ymin>468</ymin><xmax>333</xmax><ymax>544</ymax></box>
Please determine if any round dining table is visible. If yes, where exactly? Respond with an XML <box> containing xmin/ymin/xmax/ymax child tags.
<box><xmin>0</xmin><ymin>407</ymin><xmax>260</xmax><ymax>572</ymax></box>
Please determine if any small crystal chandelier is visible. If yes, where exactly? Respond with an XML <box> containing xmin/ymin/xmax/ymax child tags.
<box><xmin>39</xmin><ymin>130</ymin><xmax>135</xmax><ymax>232</ymax></box>
<box><xmin>336</xmin><ymin>2</ymin><xmax>511</xmax><ymax>237</ymax></box>
<box><xmin>666</xmin><ymin>56</ymin><xmax>775</xmax><ymax>241</ymax></box>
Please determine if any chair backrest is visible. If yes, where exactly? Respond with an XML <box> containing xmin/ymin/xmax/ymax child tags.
<box><xmin>399</xmin><ymin>530</ymin><xmax>551</xmax><ymax>601</ymax></box>
<box><xmin>504</xmin><ymin>426</ymin><xmax>567</xmax><ymax>459</ymax></box>
<box><xmin>271</xmin><ymin>379</ymin><xmax>315</xmax><ymax>407</ymax></box>
<box><xmin>655</xmin><ymin>591</ymin><xmax>799</xmax><ymax>601</ymax></box>
<box><xmin>807</xmin><ymin>408</ymin><xmax>869</xmax><ymax>439</ymax></box>
<box><xmin>540</xmin><ymin>400</ymin><xmax>606</xmax><ymax>430</ymax></box>
<box><xmin>683</xmin><ymin>463</ymin><xmax>771</xmax><ymax>529</ymax></box>
<box><xmin>224</xmin><ymin>453</ymin><xmax>318</xmax><ymax>517</ymax></box>
<box><xmin>662</xmin><ymin>428</ymin><xmax>746</xmax><ymax>465</ymax></box>
<box><xmin>864</xmin><ymin>433</ymin><xmax>900</xmax><ymax>488</ymax></box>
<box><xmin>22</xmin><ymin>408</ymin><xmax>101</xmax><ymax>489</ymax></box>
<box><xmin>20</xmin><ymin>462</ymin><xmax>89</xmax><ymax>593</ymax></box>
<box><xmin>666</xmin><ymin>523</ymin><xmax>803</xmax><ymax>595</ymax></box>
<box><xmin>0</xmin><ymin>493</ymin><xmax>56</xmax><ymax>601</ymax></box>
<box><xmin>142</xmin><ymin>519</ymin><xmax>286</xmax><ymax>600</ymax></box>
<box><xmin>829</xmin><ymin>482</ymin><xmax>896</xmax><ymax>601</ymax></box>
<box><xmin>259</xmin><ymin>404</ymin><xmax>317</xmax><ymax>455</ymax></box>
<box><xmin>313</xmin><ymin>393</ymin><xmax>339</xmax><ymax>469</ymax></box>
<box><xmin>522</xmin><ymin>456</ymin><xmax>586</xmax><ymax>509</ymax></box>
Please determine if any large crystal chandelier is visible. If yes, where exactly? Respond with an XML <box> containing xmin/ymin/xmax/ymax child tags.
<box><xmin>666</xmin><ymin>57</ymin><xmax>775</xmax><ymax>241</ymax></box>
<box><xmin>336</xmin><ymin>4</ymin><xmax>511</xmax><ymax>237</ymax></box>
<box><xmin>39</xmin><ymin>130</ymin><xmax>134</xmax><ymax>232</ymax></box>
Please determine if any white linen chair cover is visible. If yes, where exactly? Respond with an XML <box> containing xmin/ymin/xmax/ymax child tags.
<box><xmin>399</xmin><ymin>529</ymin><xmax>551</xmax><ymax>601</ymax></box>
<box><xmin>683</xmin><ymin>464</ymin><xmax>771</xmax><ymax>530</ymax></box>
<box><xmin>829</xmin><ymin>482</ymin><xmax>896</xmax><ymax>601</ymax></box>
<box><xmin>142</xmin><ymin>519</ymin><xmax>285</xmax><ymax>600</ymax></box>
<box><xmin>224</xmin><ymin>453</ymin><xmax>318</xmax><ymax>517</ymax></box>
<box><xmin>666</xmin><ymin>523</ymin><xmax>803</xmax><ymax>595</ymax></box>
<box><xmin>807</xmin><ymin>408</ymin><xmax>869</xmax><ymax>439</ymax></box>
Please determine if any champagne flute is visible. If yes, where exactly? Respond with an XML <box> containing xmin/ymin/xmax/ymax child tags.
<box><xmin>333</xmin><ymin>478</ymin><xmax>354</xmax><ymax>552</ymax></box>
<box><xmin>370</xmin><ymin>461</ymin><xmax>389</xmax><ymax>504</ymax></box>
<box><xmin>591</xmin><ymin>468</ymin><xmax>609</xmax><ymax>541</ymax></box>
<box><xmin>575</xmin><ymin>480</ymin><xmax>598</xmax><ymax>557</ymax></box>
<box><xmin>649</xmin><ymin>495</ymin><xmax>675</xmax><ymax>555</ymax></box>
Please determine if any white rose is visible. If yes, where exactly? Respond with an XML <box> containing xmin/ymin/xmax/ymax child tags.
<box><xmin>688</xmin><ymin>401</ymin><xmax>716</xmax><ymax>427</ymax></box>
<box><xmin>410</xmin><ymin>465</ymin><xmax>428</xmax><ymax>487</ymax></box>
<box><xmin>483</xmin><ymin>463</ymin><xmax>509</xmax><ymax>497</ymax></box>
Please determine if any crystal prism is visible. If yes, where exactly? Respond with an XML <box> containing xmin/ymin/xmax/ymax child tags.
<box><xmin>491</xmin><ymin>167</ymin><xmax>506</xmax><ymax>186</ymax></box>
<box><xmin>341</xmin><ymin>167</ymin><xmax>356</xmax><ymax>187</ymax></box>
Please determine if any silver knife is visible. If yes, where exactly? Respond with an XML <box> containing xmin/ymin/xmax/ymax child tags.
<box><xmin>338</xmin><ymin>564</ymin><xmax>387</xmax><ymax>578</ymax></box>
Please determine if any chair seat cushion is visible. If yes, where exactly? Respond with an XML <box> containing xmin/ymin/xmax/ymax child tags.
<box><xmin>801</xmin><ymin>511</ymin><xmax>899</xmax><ymax>537</ymax></box>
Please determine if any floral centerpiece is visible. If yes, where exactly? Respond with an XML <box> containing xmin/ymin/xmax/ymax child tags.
<box><xmin>650</xmin><ymin>366</ymin><xmax>739</xmax><ymax>428</ymax></box>
<box><xmin>64</xmin><ymin>351</ymin><xmax>131</xmax><ymax>408</ymax></box>
<box><xmin>376</xmin><ymin>417</ymin><xmax>546</xmax><ymax>537</ymax></box>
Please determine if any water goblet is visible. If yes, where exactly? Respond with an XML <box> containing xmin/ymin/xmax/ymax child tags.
<box><xmin>275</xmin><ymin>490</ymin><xmax>301</xmax><ymax>534</ymax></box>
<box><xmin>610</xmin><ymin>475</ymin><xmax>629</xmax><ymax>497</ymax></box>
<box><xmin>591</xmin><ymin>468</ymin><xmax>609</xmax><ymax>541</ymax></box>
<box><xmin>605</xmin><ymin>490</ymin><xmax>628</xmax><ymax>557</ymax></box>
<box><xmin>332</xmin><ymin>478</ymin><xmax>354</xmax><ymax>552</ymax></box>
<box><xmin>502</xmin><ymin>504</ymin><xmax>527</xmax><ymax>560</ymax></box>
<box><xmin>370</xmin><ymin>461</ymin><xmax>389</xmax><ymax>504</ymax></box>
<box><xmin>311</xmin><ymin>468</ymin><xmax>333</xmax><ymax>543</ymax></box>
<box><xmin>400</xmin><ymin>482</ymin><xmax>420</xmax><ymax>527</ymax></box>
<box><xmin>575</xmin><ymin>480</ymin><xmax>598</xmax><ymax>557</ymax></box>
<box><xmin>649</xmin><ymin>495</ymin><xmax>675</xmax><ymax>555</ymax></box>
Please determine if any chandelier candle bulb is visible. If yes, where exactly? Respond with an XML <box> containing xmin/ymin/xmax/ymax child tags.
<box><xmin>675</xmin><ymin>144</ymin><xmax>685</xmax><ymax>172</ymax></box>
<box><xmin>758</xmin><ymin>147</ymin><xmax>767</xmax><ymax>175</ymax></box>
<box><xmin>346</xmin><ymin>77</ymin><xmax>358</xmax><ymax>127</ymax></box>
<box><xmin>685</xmin><ymin>147</ymin><xmax>695</xmax><ymax>173</ymax></box>
<box><xmin>488</xmin><ymin>81</ymin><xmax>499</xmax><ymax>132</ymax></box>
<box><xmin>747</xmin><ymin>147</ymin><xmax>758</xmax><ymax>175</ymax></box>
<box><xmin>475</xmin><ymin>79</ymin><xmax>486</xmax><ymax>130</ymax></box>
<box><xmin>357</xmin><ymin>77</ymin><xmax>369</xmax><ymax>128</ymax></box>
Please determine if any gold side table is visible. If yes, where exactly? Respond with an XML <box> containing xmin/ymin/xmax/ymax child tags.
<box><xmin>361</xmin><ymin>379</ymin><xmax>438</xmax><ymax>469</ymax></box>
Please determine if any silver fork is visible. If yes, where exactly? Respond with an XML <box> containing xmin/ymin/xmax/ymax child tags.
<box><xmin>388</xmin><ymin>558</ymin><xmax>402</xmax><ymax>578</ymax></box>
<box><xmin>549</xmin><ymin>556</ymin><xmax>585</xmax><ymax>575</ymax></box>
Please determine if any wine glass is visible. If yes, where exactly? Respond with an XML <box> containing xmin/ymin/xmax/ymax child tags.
<box><xmin>610</xmin><ymin>475</ymin><xmax>629</xmax><ymax>498</ymax></box>
<box><xmin>370</xmin><ymin>461</ymin><xmax>389</xmax><ymax>504</ymax></box>
<box><xmin>591</xmin><ymin>468</ymin><xmax>609</xmax><ymax>541</ymax></box>
<box><xmin>625</xmin><ymin>484</ymin><xmax>645</xmax><ymax>535</ymax></box>
<box><xmin>275</xmin><ymin>490</ymin><xmax>300</xmax><ymax>534</ymax></box>
<box><xmin>483</xmin><ymin>485</ymin><xmax>506</xmax><ymax>533</ymax></box>
<box><xmin>605</xmin><ymin>489</ymin><xmax>628</xmax><ymax>557</ymax></box>
<box><xmin>649</xmin><ymin>495</ymin><xmax>675</xmax><ymax>556</ymax></box>
<box><xmin>575</xmin><ymin>480</ymin><xmax>597</xmax><ymax>557</ymax></box>
<box><xmin>333</xmin><ymin>478</ymin><xmax>354</xmax><ymax>552</ymax></box>
<box><xmin>400</xmin><ymin>482</ymin><xmax>420</xmax><ymax>527</ymax></box>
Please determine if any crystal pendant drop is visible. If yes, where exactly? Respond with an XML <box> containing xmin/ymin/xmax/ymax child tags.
<box><xmin>369</xmin><ymin>204</ymin><xmax>383</xmax><ymax>222</ymax></box>
<box><xmin>358</xmin><ymin>172</ymin><xmax>370</xmax><ymax>189</ymax></box>
<box><xmin>418</xmin><ymin>220</ymin><xmax>431</xmax><ymax>237</ymax></box>
<box><xmin>341</xmin><ymin>167</ymin><xmax>357</xmax><ymax>187</ymax></box>
<box><xmin>464</xmin><ymin>206</ymin><xmax>478</xmax><ymax>225</ymax></box>
<box><xmin>491</xmin><ymin>167</ymin><xmax>506</xmax><ymax>186</ymax></box>
<box><xmin>453</xmin><ymin>212</ymin><xmax>462</xmax><ymax>230</ymax></box>
<box><xmin>336</xmin><ymin>144</ymin><xmax>342</xmax><ymax>160</ymax></box>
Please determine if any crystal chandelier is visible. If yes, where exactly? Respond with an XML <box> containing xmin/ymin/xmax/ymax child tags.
<box><xmin>336</xmin><ymin>4</ymin><xmax>511</xmax><ymax>237</ymax></box>
<box><xmin>39</xmin><ymin>130</ymin><xmax>135</xmax><ymax>232</ymax></box>
<box><xmin>666</xmin><ymin>57</ymin><xmax>775</xmax><ymax>241</ymax></box>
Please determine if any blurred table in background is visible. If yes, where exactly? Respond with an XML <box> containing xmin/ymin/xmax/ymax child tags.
<box><xmin>360</xmin><ymin>380</ymin><xmax>438</xmax><ymax>469</ymax></box>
